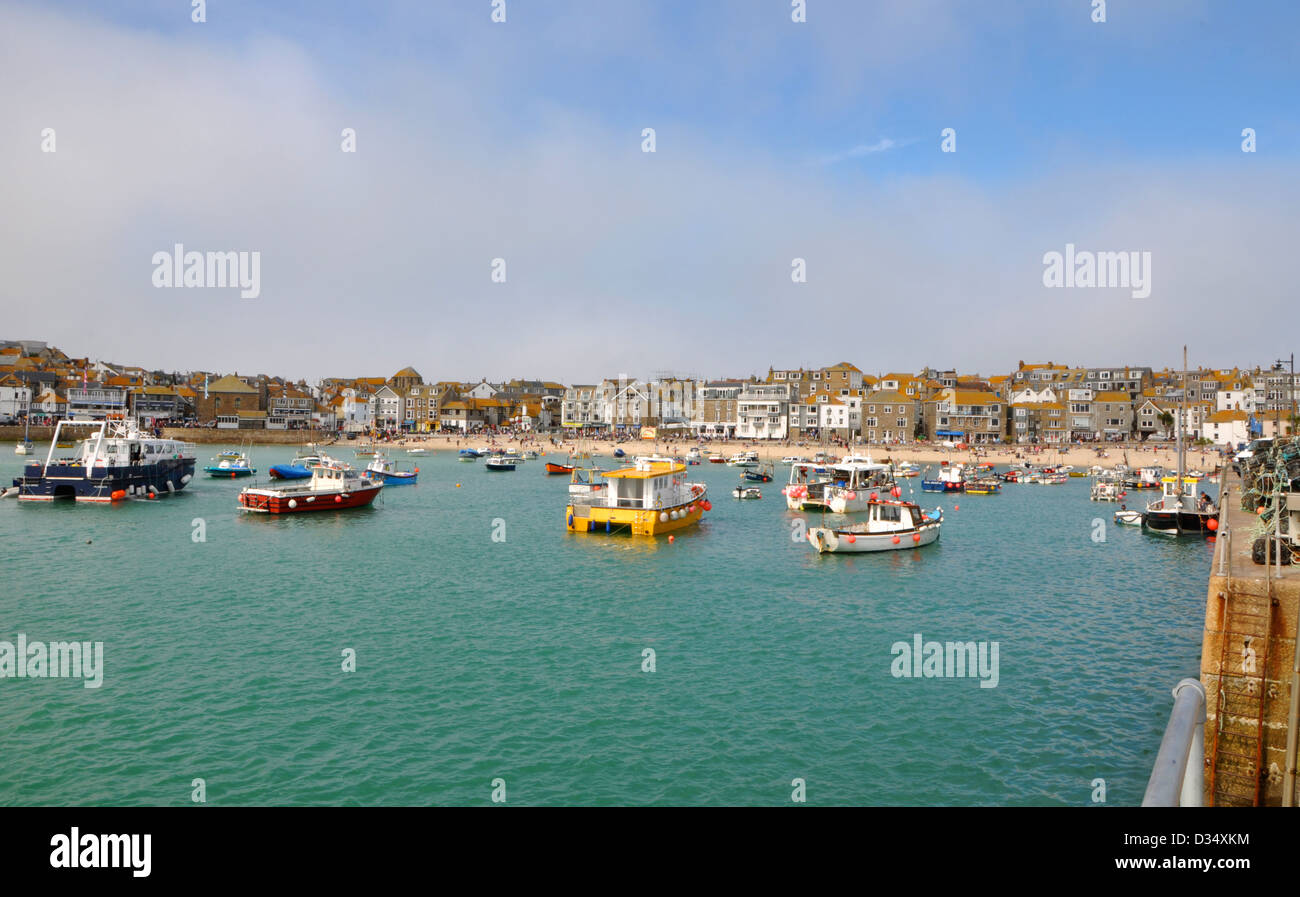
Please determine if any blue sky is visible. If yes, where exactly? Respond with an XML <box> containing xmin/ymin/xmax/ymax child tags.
<box><xmin>2</xmin><ymin>0</ymin><xmax>1297</xmax><ymax>381</ymax></box>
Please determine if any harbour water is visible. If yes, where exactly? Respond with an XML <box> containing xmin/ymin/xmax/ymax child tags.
<box><xmin>0</xmin><ymin>448</ymin><xmax>1213</xmax><ymax>805</ymax></box>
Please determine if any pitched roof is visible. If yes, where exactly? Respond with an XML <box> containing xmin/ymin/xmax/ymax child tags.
<box><xmin>206</xmin><ymin>375</ymin><xmax>258</xmax><ymax>394</ymax></box>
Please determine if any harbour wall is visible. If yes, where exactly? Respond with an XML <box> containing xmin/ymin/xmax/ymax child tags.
<box><xmin>1202</xmin><ymin>471</ymin><xmax>1300</xmax><ymax>806</ymax></box>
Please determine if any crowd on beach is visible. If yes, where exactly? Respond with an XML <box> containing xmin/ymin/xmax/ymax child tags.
<box><xmin>325</xmin><ymin>425</ymin><xmax>1224</xmax><ymax>473</ymax></box>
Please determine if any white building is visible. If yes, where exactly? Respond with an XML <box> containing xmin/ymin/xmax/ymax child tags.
<box><xmin>736</xmin><ymin>383</ymin><xmax>794</xmax><ymax>440</ymax></box>
<box><xmin>0</xmin><ymin>384</ymin><xmax>32</xmax><ymax>421</ymax></box>
<box><xmin>339</xmin><ymin>389</ymin><xmax>375</xmax><ymax>432</ymax></box>
<box><xmin>1201</xmin><ymin>409</ymin><xmax>1251</xmax><ymax>446</ymax></box>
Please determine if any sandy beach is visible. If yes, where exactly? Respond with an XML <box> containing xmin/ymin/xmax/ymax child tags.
<box><xmin>334</xmin><ymin>433</ymin><xmax>1226</xmax><ymax>473</ymax></box>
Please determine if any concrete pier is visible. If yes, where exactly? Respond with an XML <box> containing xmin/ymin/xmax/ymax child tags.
<box><xmin>1202</xmin><ymin>471</ymin><xmax>1300</xmax><ymax>806</ymax></box>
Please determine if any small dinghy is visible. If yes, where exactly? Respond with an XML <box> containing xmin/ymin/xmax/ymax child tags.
<box><xmin>732</xmin><ymin>486</ymin><xmax>762</xmax><ymax>500</ymax></box>
<box><xmin>1114</xmin><ymin>508</ymin><xmax>1143</xmax><ymax>526</ymax></box>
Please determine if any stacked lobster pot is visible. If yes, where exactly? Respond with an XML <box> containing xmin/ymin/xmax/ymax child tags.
<box><xmin>1240</xmin><ymin>436</ymin><xmax>1300</xmax><ymax>565</ymax></box>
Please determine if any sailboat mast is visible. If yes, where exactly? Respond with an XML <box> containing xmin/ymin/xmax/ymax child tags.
<box><xmin>1178</xmin><ymin>346</ymin><xmax>1186</xmax><ymax>492</ymax></box>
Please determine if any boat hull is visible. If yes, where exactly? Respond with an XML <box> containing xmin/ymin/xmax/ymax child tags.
<box><xmin>566</xmin><ymin>497</ymin><xmax>706</xmax><ymax>535</ymax></box>
<box><xmin>269</xmin><ymin>464</ymin><xmax>313</xmax><ymax>479</ymax></box>
<box><xmin>205</xmin><ymin>466</ymin><xmax>255</xmax><ymax>478</ymax></box>
<box><xmin>238</xmin><ymin>483</ymin><xmax>382</xmax><ymax>513</ymax></box>
<box><xmin>545</xmin><ymin>463</ymin><xmax>574</xmax><ymax>475</ymax></box>
<box><xmin>808</xmin><ymin>522</ymin><xmax>941</xmax><ymax>553</ymax></box>
<box><xmin>921</xmin><ymin>480</ymin><xmax>964</xmax><ymax>493</ymax></box>
<box><xmin>14</xmin><ymin>458</ymin><xmax>196</xmax><ymax>502</ymax></box>
<box><xmin>1142</xmin><ymin>509</ymin><xmax>1215</xmax><ymax>535</ymax></box>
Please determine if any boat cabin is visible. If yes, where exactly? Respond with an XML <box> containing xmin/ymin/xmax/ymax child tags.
<box><xmin>596</xmin><ymin>457</ymin><xmax>690</xmax><ymax>509</ymax></box>
<box><xmin>861</xmin><ymin>500</ymin><xmax>922</xmax><ymax>533</ymax></box>
<box><xmin>1156</xmin><ymin>475</ymin><xmax>1212</xmax><ymax>513</ymax></box>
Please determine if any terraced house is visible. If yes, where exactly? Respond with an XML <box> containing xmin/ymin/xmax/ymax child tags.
<box><xmin>861</xmin><ymin>390</ymin><xmax>916</xmax><ymax>444</ymax></box>
<box><xmin>691</xmin><ymin>380</ymin><xmax>744</xmax><ymax>438</ymax></box>
<box><xmin>1089</xmin><ymin>390</ymin><xmax>1133</xmax><ymax>440</ymax></box>
<box><xmin>923</xmin><ymin>388</ymin><xmax>1006</xmax><ymax>444</ymax></box>
<box><xmin>405</xmin><ymin>383</ymin><xmax>439</xmax><ymax>432</ymax></box>
<box><xmin>267</xmin><ymin>384</ymin><xmax>313</xmax><ymax>429</ymax></box>
<box><xmin>1010</xmin><ymin>401</ymin><xmax>1067</xmax><ymax>444</ymax></box>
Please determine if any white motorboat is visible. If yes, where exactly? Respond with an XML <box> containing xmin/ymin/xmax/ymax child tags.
<box><xmin>732</xmin><ymin>486</ymin><xmax>762</xmax><ymax>500</ymax></box>
<box><xmin>1090</xmin><ymin>472</ymin><xmax>1122</xmax><ymax>502</ymax></box>
<box><xmin>1114</xmin><ymin>508</ymin><xmax>1143</xmax><ymax>526</ymax></box>
<box><xmin>726</xmin><ymin>451</ymin><xmax>759</xmax><ymax>468</ymax></box>
<box><xmin>820</xmin><ymin>458</ymin><xmax>897</xmax><ymax>514</ymax></box>
<box><xmin>808</xmin><ymin>499</ymin><xmax>943</xmax><ymax>554</ymax></box>
<box><xmin>784</xmin><ymin>461</ymin><xmax>834</xmax><ymax>511</ymax></box>
<box><xmin>485</xmin><ymin>457</ymin><xmax>518</xmax><ymax>471</ymax></box>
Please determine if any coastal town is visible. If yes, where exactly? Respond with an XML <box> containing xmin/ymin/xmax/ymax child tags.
<box><xmin>1</xmin><ymin>338</ymin><xmax>1295</xmax><ymax>447</ymax></box>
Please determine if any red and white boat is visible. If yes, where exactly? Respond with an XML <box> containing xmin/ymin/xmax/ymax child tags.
<box><xmin>238</xmin><ymin>462</ymin><xmax>383</xmax><ymax>514</ymax></box>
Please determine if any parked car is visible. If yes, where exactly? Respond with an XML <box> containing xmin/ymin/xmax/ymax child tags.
<box><xmin>1234</xmin><ymin>437</ymin><xmax>1273</xmax><ymax>474</ymax></box>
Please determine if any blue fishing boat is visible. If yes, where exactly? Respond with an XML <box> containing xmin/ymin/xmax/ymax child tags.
<box><xmin>9</xmin><ymin>419</ymin><xmax>196</xmax><ymax>503</ymax></box>
<box><xmin>921</xmin><ymin>464</ymin><xmax>965</xmax><ymax>493</ymax></box>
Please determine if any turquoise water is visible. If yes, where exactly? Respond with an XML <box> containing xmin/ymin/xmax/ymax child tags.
<box><xmin>0</xmin><ymin>447</ymin><xmax>1213</xmax><ymax>806</ymax></box>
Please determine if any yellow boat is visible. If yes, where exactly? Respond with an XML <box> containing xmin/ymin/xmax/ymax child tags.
<box><xmin>566</xmin><ymin>455</ymin><xmax>710</xmax><ymax>535</ymax></box>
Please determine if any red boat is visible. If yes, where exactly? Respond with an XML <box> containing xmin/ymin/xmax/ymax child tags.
<box><xmin>545</xmin><ymin>462</ymin><xmax>574</xmax><ymax>475</ymax></box>
<box><xmin>238</xmin><ymin>463</ymin><xmax>383</xmax><ymax>514</ymax></box>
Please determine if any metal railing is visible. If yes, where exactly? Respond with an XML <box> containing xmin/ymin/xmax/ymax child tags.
<box><xmin>1142</xmin><ymin>678</ymin><xmax>1206</xmax><ymax>807</ymax></box>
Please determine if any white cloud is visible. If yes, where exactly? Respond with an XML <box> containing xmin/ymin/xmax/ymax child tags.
<box><xmin>0</xmin><ymin>3</ymin><xmax>1293</xmax><ymax>383</ymax></box>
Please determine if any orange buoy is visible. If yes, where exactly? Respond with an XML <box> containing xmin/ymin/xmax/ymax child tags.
<box><xmin>912</xmin><ymin>533</ymin><xmax>921</xmax><ymax>542</ymax></box>
<box><xmin>1207</xmin><ymin>518</ymin><xmax>1219</xmax><ymax>531</ymax></box>
<box><xmin>892</xmin><ymin>535</ymin><xmax>901</xmax><ymax>544</ymax></box>
<box><xmin>846</xmin><ymin>534</ymin><xmax>856</xmax><ymax>543</ymax></box>
<box><xmin>668</xmin><ymin>535</ymin><xmax>675</xmax><ymax>543</ymax></box>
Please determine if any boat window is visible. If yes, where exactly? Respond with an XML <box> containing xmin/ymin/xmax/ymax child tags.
<box><xmin>877</xmin><ymin>504</ymin><xmax>902</xmax><ymax>522</ymax></box>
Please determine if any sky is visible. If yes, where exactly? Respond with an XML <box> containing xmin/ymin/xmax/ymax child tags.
<box><xmin>1</xmin><ymin>0</ymin><xmax>1297</xmax><ymax>384</ymax></box>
